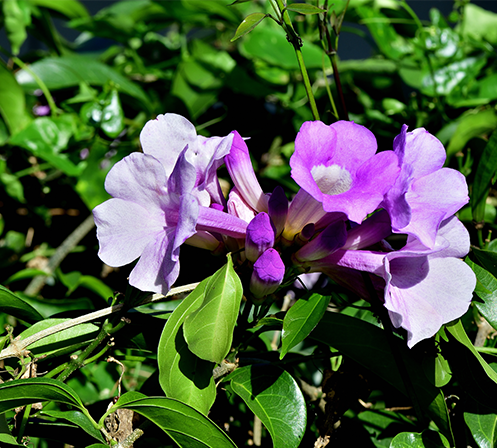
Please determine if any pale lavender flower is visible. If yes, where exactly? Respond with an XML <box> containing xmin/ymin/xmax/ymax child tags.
<box><xmin>383</xmin><ymin>125</ymin><xmax>469</xmax><ymax>248</ymax></box>
<box><xmin>93</xmin><ymin>120</ymin><xmax>247</xmax><ymax>294</ymax></box>
<box><xmin>290</xmin><ymin>121</ymin><xmax>400</xmax><ymax>224</ymax></box>
<box><xmin>297</xmin><ymin>215</ymin><xmax>475</xmax><ymax>347</ymax></box>
<box><xmin>250</xmin><ymin>248</ymin><xmax>285</xmax><ymax>299</ymax></box>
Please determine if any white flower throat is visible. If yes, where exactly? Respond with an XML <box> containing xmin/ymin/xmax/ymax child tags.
<box><xmin>311</xmin><ymin>164</ymin><xmax>352</xmax><ymax>196</ymax></box>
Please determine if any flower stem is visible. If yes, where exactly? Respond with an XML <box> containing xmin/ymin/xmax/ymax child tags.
<box><xmin>274</xmin><ymin>0</ymin><xmax>320</xmax><ymax>121</ymax></box>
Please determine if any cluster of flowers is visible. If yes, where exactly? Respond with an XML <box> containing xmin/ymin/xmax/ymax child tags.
<box><xmin>93</xmin><ymin>114</ymin><xmax>476</xmax><ymax>348</ymax></box>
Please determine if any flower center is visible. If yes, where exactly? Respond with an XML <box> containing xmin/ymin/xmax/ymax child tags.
<box><xmin>311</xmin><ymin>164</ymin><xmax>352</xmax><ymax>196</ymax></box>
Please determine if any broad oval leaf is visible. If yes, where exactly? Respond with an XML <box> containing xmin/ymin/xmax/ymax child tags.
<box><xmin>280</xmin><ymin>292</ymin><xmax>329</xmax><ymax>359</ymax></box>
<box><xmin>15</xmin><ymin>56</ymin><xmax>149</xmax><ymax>106</ymax></box>
<box><xmin>231</xmin><ymin>13</ymin><xmax>267</xmax><ymax>42</ymax></box>
<box><xmin>228</xmin><ymin>365</ymin><xmax>306</xmax><ymax>448</ymax></box>
<box><xmin>390</xmin><ymin>430</ymin><xmax>450</xmax><ymax>447</ymax></box>
<box><xmin>41</xmin><ymin>410</ymin><xmax>105</xmax><ymax>443</ymax></box>
<box><xmin>464</xmin><ymin>401</ymin><xmax>497</xmax><ymax>448</ymax></box>
<box><xmin>0</xmin><ymin>284</ymin><xmax>43</xmax><ymax>322</ymax></box>
<box><xmin>184</xmin><ymin>255</ymin><xmax>242</xmax><ymax>364</ymax></box>
<box><xmin>466</xmin><ymin>258</ymin><xmax>497</xmax><ymax>330</ymax></box>
<box><xmin>0</xmin><ymin>378</ymin><xmax>84</xmax><ymax>413</ymax></box>
<box><xmin>158</xmin><ymin>277</ymin><xmax>216</xmax><ymax>415</ymax></box>
<box><xmin>113</xmin><ymin>396</ymin><xmax>236</xmax><ymax>448</ymax></box>
<box><xmin>285</xmin><ymin>3</ymin><xmax>325</xmax><ymax>14</ymax></box>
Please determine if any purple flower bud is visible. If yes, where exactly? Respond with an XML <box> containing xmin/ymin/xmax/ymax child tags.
<box><xmin>250</xmin><ymin>248</ymin><xmax>285</xmax><ymax>299</ymax></box>
<box><xmin>268</xmin><ymin>185</ymin><xmax>288</xmax><ymax>237</ymax></box>
<box><xmin>295</xmin><ymin>220</ymin><xmax>347</xmax><ymax>262</ymax></box>
<box><xmin>245</xmin><ymin>212</ymin><xmax>275</xmax><ymax>262</ymax></box>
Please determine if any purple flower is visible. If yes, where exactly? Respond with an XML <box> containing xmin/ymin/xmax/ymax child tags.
<box><xmin>245</xmin><ymin>212</ymin><xmax>275</xmax><ymax>262</ymax></box>
<box><xmin>268</xmin><ymin>186</ymin><xmax>288</xmax><ymax>237</ymax></box>
<box><xmin>250</xmin><ymin>248</ymin><xmax>285</xmax><ymax>299</ymax></box>
<box><xmin>290</xmin><ymin>121</ymin><xmax>400</xmax><ymax>224</ymax></box>
<box><xmin>296</xmin><ymin>216</ymin><xmax>475</xmax><ymax>347</ymax></box>
<box><xmin>382</xmin><ymin>125</ymin><xmax>469</xmax><ymax>248</ymax></box>
<box><xmin>225</xmin><ymin>131</ymin><xmax>269</xmax><ymax>214</ymax></box>
<box><xmin>294</xmin><ymin>220</ymin><xmax>347</xmax><ymax>262</ymax></box>
<box><xmin>140</xmin><ymin>113</ymin><xmax>233</xmax><ymax>207</ymax></box>
<box><xmin>93</xmin><ymin>116</ymin><xmax>248</xmax><ymax>294</ymax></box>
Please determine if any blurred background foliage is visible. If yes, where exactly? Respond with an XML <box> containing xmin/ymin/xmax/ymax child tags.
<box><xmin>1</xmin><ymin>0</ymin><xmax>497</xmax><ymax>446</ymax></box>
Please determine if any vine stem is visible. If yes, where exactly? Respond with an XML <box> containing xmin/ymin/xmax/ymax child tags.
<box><xmin>273</xmin><ymin>0</ymin><xmax>320</xmax><ymax>121</ymax></box>
<box><xmin>0</xmin><ymin>282</ymin><xmax>200</xmax><ymax>361</ymax></box>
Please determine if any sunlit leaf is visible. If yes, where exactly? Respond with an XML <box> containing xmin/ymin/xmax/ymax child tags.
<box><xmin>464</xmin><ymin>400</ymin><xmax>497</xmax><ymax>448</ymax></box>
<box><xmin>0</xmin><ymin>64</ymin><xmax>31</xmax><ymax>135</ymax></box>
<box><xmin>280</xmin><ymin>292</ymin><xmax>329</xmax><ymax>359</ymax></box>
<box><xmin>30</xmin><ymin>0</ymin><xmax>89</xmax><ymax>19</ymax></box>
<box><xmin>227</xmin><ymin>364</ymin><xmax>306</xmax><ymax>448</ymax></box>
<box><xmin>231</xmin><ymin>13</ymin><xmax>267</xmax><ymax>42</ymax></box>
<box><xmin>390</xmin><ymin>430</ymin><xmax>450</xmax><ymax>447</ymax></box>
<box><xmin>2</xmin><ymin>0</ymin><xmax>31</xmax><ymax>55</ymax></box>
<box><xmin>285</xmin><ymin>3</ymin><xmax>325</xmax><ymax>15</ymax></box>
<box><xmin>461</xmin><ymin>3</ymin><xmax>497</xmax><ymax>45</ymax></box>
<box><xmin>184</xmin><ymin>255</ymin><xmax>242</xmax><ymax>364</ymax></box>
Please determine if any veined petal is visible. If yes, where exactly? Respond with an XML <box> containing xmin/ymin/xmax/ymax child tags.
<box><xmin>140</xmin><ymin>113</ymin><xmax>197</xmax><ymax>177</ymax></box>
<box><xmin>225</xmin><ymin>131</ymin><xmax>268</xmax><ymax>212</ymax></box>
<box><xmin>197</xmin><ymin>206</ymin><xmax>248</xmax><ymax>238</ymax></box>
<box><xmin>93</xmin><ymin>198</ymin><xmax>164</xmax><ymax>267</ymax></box>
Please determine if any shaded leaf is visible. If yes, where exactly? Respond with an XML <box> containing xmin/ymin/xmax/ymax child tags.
<box><xmin>184</xmin><ymin>255</ymin><xmax>242</xmax><ymax>364</ymax></box>
<box><xmin>0</xmin><ymin>64</ymin><xmax>31</xmax><ymax>135</ymax></box>
<box><xmin>280</xmin><ymin>292</ymin><xmax>329</xmax><ymax>359</ymax></box>
<box><xmin>80</xmin><ymin>89</ymin><xmax>124</xmax><ymax>138</ymax></box>
<box><xmin>467</xmin><ymin>259</ymin><xmax>497</xmax><ymax>330</ymax></box>
<box><xmin>41</xmin><ymin>410</ymin><xmax>105</xmax><ymax>443</ymax></box>
<box><xmin>113</xmin><ymin>396</ymin><xmax>236</xmax><ymax>447</ymax></box>
<box><xmin>285</xmin><ymin>3</ymin><xmax>325</xmax><ymax>15</ymax></box>
<box><xmin>30</xmin><ymin>0</ymin><xmax>89</xmax><ymax>19</ymax></box>
<box><xmin>0</xmin><ymin>378</ymin><xmax>85</xmax><ymax>413</ymax></box>
<box><xmin>390</xmin><ymin>430</ymin><xmax>450</xmax><ymax>447</ymax></box>
<box><xmin>227</xmin><ymin>364</ymin><xmax>306</xmax><ymax>448</ymax></box>
<box><xmin>0</xmin><ymin>284</ymin><xmax>43</xmax><ymax>322</ymax></box>
<box><xmin>231</xmin><ymin>12</ymin><xmax>267</xmax><ymax>42</ymax></box>
<box><xmin>158</xmin><ymin>277</ymin><xmax>216</xmax><ymax>415</ymax></box>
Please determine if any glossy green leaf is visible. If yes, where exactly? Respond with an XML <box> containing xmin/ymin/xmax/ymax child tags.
<box><xmin>41</xmin><ymin>410</ymin><xmax>105</xmax><ymax>443</ymax></box>
<box><xmin>0</xmin><ymin>378</ymin><xmax>85</xmax><ymax>413</ymax></box>
<box><xmin>16</xmin><ymin>318</ymin><xmax>99</xmax><ymax>357</ymax></box>
<box><xmin>0</xmin><ymin>64</ymin><xmax>31</xmax><ymax>135</ymax></box>
<box><xmin>472</xmin><ymin>249</ymin><xmax>497</xmax><ymax>281</ymax></box>
<box><xmin>390</xmin><ymin>430</ymin><xmax>450</xmax><ymax>447</ymax></box>
<box><xmin>3</xmin><ymin>0</ymin><xmax>30</xmax><ymax>55</ymax></box>
<box><xmin>311</xmin><ymin>312</ymin><xmax>453</xmax><ymax>441</ymax></box>
<box><xmin>184</xmin><ymin>255</ymin><xmax>242</xmax><ymax>364</ymax></box>
<box><xmin>422</xmin><ymin>349</ymin><xmax>452</xmax><ymax>388</ymax></box>
<box><xmin>461</xmin><ymin>3</ymin><xmax>497</xmax><ymax>45</ymax></box>
<box><xmin>285</xmin><ymin>3</ymin><xmax>325</xmax><ymax>15</ymax></box>
<box><xmin>228</xmin><ymin>364</ymin><xmax>306</xmax><ymax>448</ymax></box>
<box><xmin>30</xmin><ymin>0</ymin><xmax>89</xmax><ymax>19</ymax></box>
<box><xmin>280</xmin><ymin>292</ymin><xmax>329</xmax><ymax>359</ymax></box>
<box><xmin>467</xmin><ymin>259</ymin><xmax>497</xmax><ymax>330</ymax></box>
<box><xmin>5</xmin><ymin>268</ymin><xmax>49</xmax><ymax>284</ymax></box>
<box><xmin>464</xmin><ymin>400</ymin><xmax>497</xmax><ymax>448</ymax></box>
<box><xmin>15</xmin><ymin>56</ymin><xmax>149</xmax><ymax>106</ymax></box>
<box><xmin>112</xmin><ymin>396</ymin><xmax>236</xmax><ymax>447</ymax></box>
<box><xmin>446</xmin><ymin>109</ymin><xmax>497</xmax><ymax>161</ymax></box>
<box><xmin>0</xmin><ymin>433</ymin><xmax>24</xmax><ymax>446</ymax></box>
<box><xmin>80</xmin><ymin>89</ymin><xmax>124</xmax><ymax>138</ymax></box>
<box><xmin>0</xmin><ymin>284</ymin><xmax>43</xmax><ymax>322</ymax></box>
<box><xmin>472</xmin><ymin>130</ymin><xmax>497</xmax><ymax>223</ymax></box>
<box><xmin>231</xmin><ymin>13</ymin><xmax>267</xmax><ymax>42</ymax></box>
<box><xmin>9</xmin><ymin>115</ymin><xmax>85</xmax><ymax>177</ymax></box>
<box><xmin>158</xmin><ymin>277</ymin><xmax>216</xmax><ymax>415</ymax></box>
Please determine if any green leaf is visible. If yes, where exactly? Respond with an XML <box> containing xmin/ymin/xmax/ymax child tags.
<box><xmin>2</xmin><ymin>0</ymin><xmax>31</xmax><ymax>55</ymax></box>
<box><xmin>311</xmin><ymin>312</ymin><xmax>453</xmax><ymax>441</ymax></box>
<box><xmin>16</xmin><ymin>318</ymin><xmax>99</xmax><ymax>358</ymax></box>
<box><xmin>9</xmin><ymin>115</ymin><xmax>85</xmax><ymax>177</ymax></box>
<box><xmin>41</xmin><ymin>410</ymin><xmax>105</xmax><ymax>443</ymax></box>
<box><xmin>0</xmin><ymin>284</ymin><xmax>43</xmax><ymax>322</ymax></box>
<box><xmin>472</xmin><ymin>130</ymin><xmax>497</xmax><ymax>223</ymax></box>
<box><xmin>15</xmin><ymin>56</ymin><xmax>149</xmax><ymax>106</ymax></box>
<box><xmin>0</xmin><ymin>433</ymin><xmax>24</xmax><ymax>446</ymax></box>
<box><xmin>285</xmin><ymin>3</ymin><xmax>325</xmax><ymax>14</ymax></box>
<box><xmin>158</xmin><ymin>277</ymin><xmax>216</xmax><ymax>415</ymax></box>
<box><xmin>472</xmin><ymin>249</ymin><xmax>497</xmax><ymax>280</ymax></box>
<box><xmin>461</xmin><ymin>3</ymin><xmax>497</xmax><ymax>45</ymax></box>
<box><xmin>184</xmin><ymin>255</ymin><xmax>242</xmax><ymax>364</ymax></box>
<box><xmin>389</xmin><ymin>430</ymin><xmax>450</xmax><ymax>447</ymax></box>
<box><xmin>280</xmin><ymin>292</ymin><xmax>329</xmax><ymax>359</ymax></box>
<box><xmin>231</xmin><ymin>12</ymin><xmax>267</xmax><ymax>42</ymax></box>
<box><xmin>29</xmin><ymin>0</ymin><xmax>89</xmax><ymax>19</ymax></box>
<box><xmin>467</xmin><ymin>259</ymin><xmax>497</xmax><ymax>330</ymax></box>
<box><xmin>113</xmin><ymin>396</ymin><xmax>236</xmax><ymax>447</ymax></box>
<box><xmin>228</xmin><ymin>364</ymin><xmax>306</xmax><ymax>448</ymax></box>
<box><xmin>0</xmin><ymin>64</ymin><xmax>31</xmax><ymax>135</ymax></box>
<box><xmin>4</xmin><ymin>268</ymin><xmax>49</xmax><ymax>284</ymax></box>
<box><xmin>464</xmin><ymin>400</ymin><xmax>497</xmax><ymax>448</ymax></box>
<box><xmin>0</xmin><ymin>378</ymin><xmax>85</xmax><ymax>413</ymax></box>
<box><xmin>80</xmin><ymin>89</ymin><xmax>124</xmax><ymax>139</ymax></box>
<box><xmin>446</xmin><ymin>109</ymin><xmax>497</xmax><ymax>161</ymax></box>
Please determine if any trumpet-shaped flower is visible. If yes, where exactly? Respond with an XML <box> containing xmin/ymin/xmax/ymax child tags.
<box><xmin>382</xmin><ymin>125</ymin><xmax>469</xmax><ymax>248</ymax></box>
<box><xmin>94</xmin><ymin>130</ymin><xmax>247</xmax><ymax>294</ymax></box>
<box><xmin>290</xmin><ymin>121</ymin><xmax>399</xmax><ymax>224</ymax></box>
